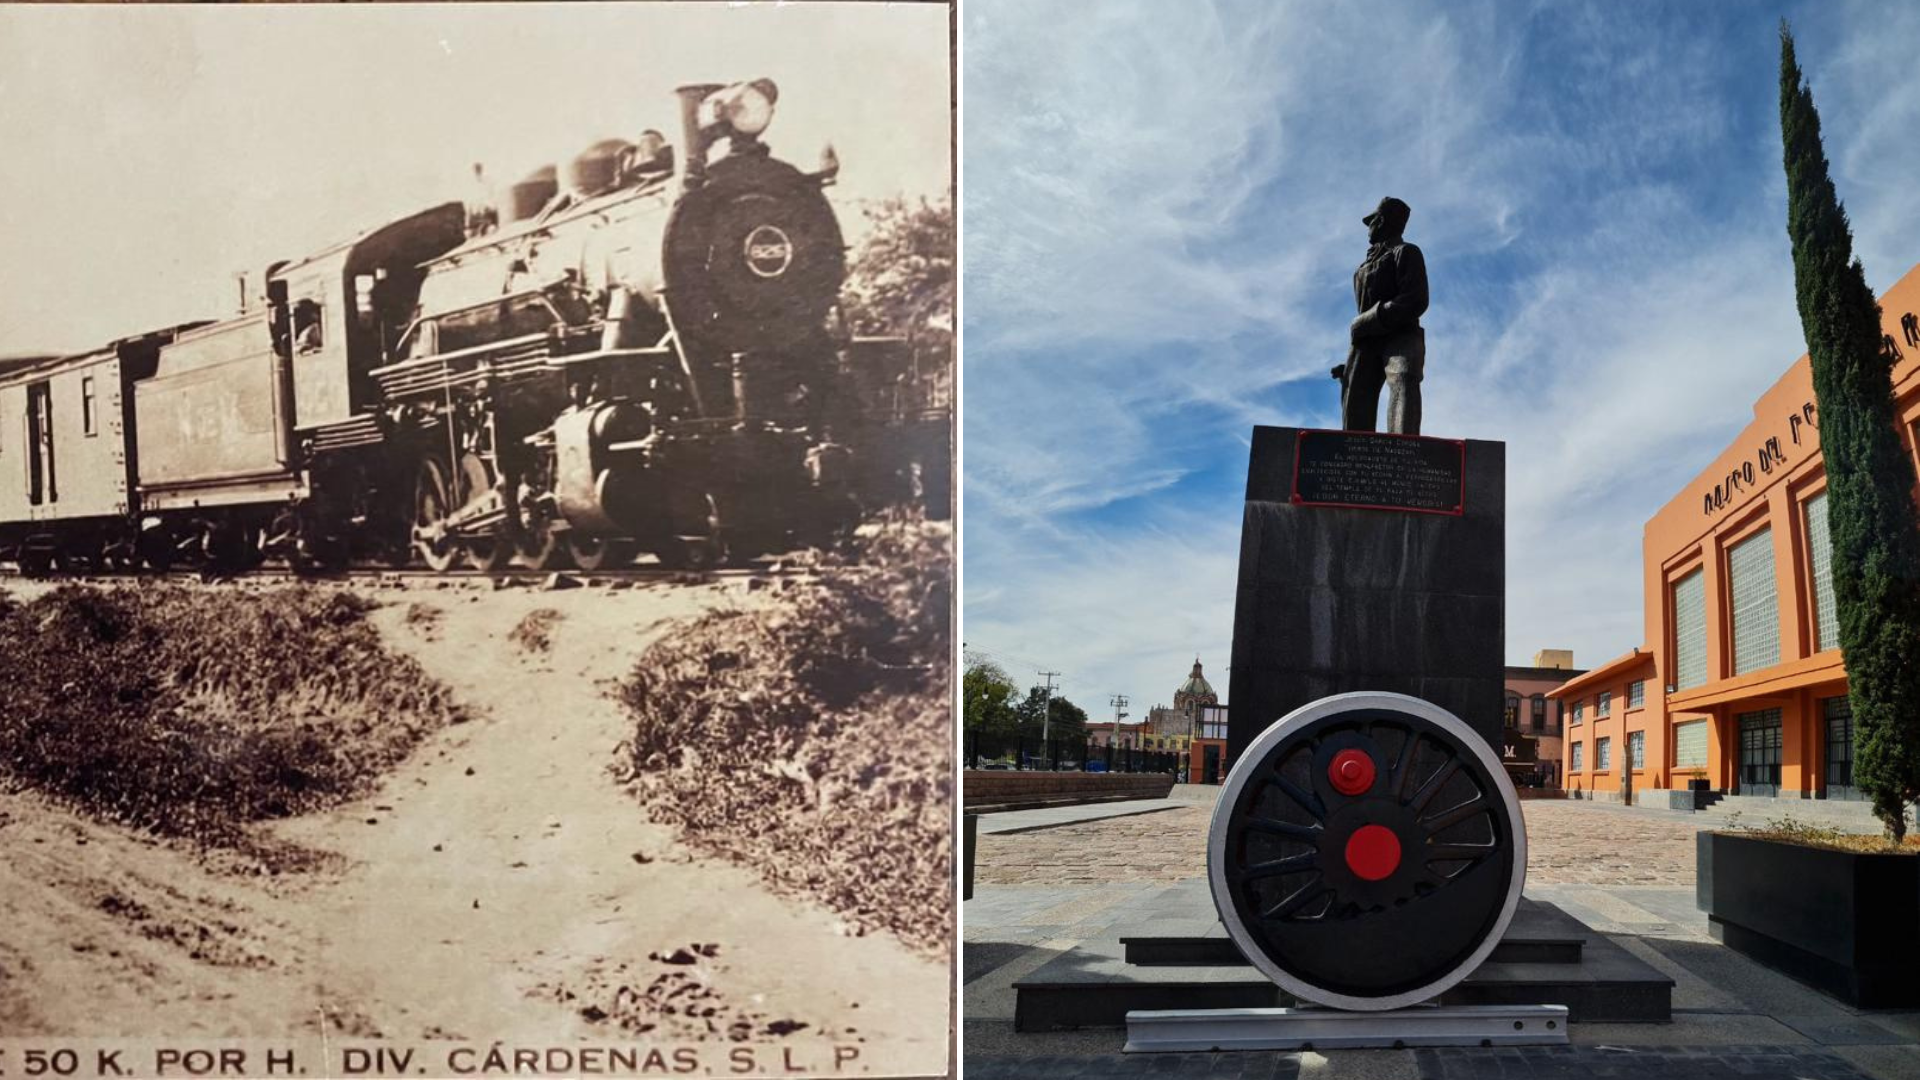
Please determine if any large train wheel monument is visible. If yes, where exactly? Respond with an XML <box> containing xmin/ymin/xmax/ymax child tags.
<box><xmin>1009</xmin><ymin>198</ymin><xmax>1672</xmax><ymax>1049</ymax></box>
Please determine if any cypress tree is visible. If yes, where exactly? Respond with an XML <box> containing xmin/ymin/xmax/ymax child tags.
<box><xmin>1779</xmin><ymin>24</ymin><xmax>1920</xmax><ymax>840</ymax></box>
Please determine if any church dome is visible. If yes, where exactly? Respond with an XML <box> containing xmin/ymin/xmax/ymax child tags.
<box><xmin>1175</xmin><ymin>658</ymin><xmax>1216</xmax><ymax>705</ymax></box>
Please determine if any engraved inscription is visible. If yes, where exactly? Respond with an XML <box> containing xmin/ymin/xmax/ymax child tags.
<box><xmin>1293</xmin><ymin>430</ymin><xmax>1464</xmax><ymax>514</ymax></box>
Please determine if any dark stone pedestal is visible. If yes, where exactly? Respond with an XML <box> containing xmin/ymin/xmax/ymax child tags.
<box><xmin>1227</xmin><ymin>426</ymin><xmax>1505</xmax><ymax>762</ymax></box>
<box><xmin>1010</xmin><ymin>882</ymin><xmax>1673</xmax><ymax>1029</ymax></box>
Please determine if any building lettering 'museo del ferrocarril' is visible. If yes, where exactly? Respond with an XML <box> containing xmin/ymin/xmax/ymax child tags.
<box><xmin>1550</xmin><ymin>262</ymin><xmax>1920</xmax><ymax>813</ymax></box>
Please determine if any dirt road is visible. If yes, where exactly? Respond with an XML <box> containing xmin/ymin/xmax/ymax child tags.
<box><xmin>0</xmin><ymin>577</ymin><xmax>949</xmax><ymax>1075</ymax></box>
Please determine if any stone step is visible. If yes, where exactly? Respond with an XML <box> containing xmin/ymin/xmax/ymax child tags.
<box><xmin>1015</xmin><ymin>900</ymin><xmax>1671</xmax><ymax>1031</ymax></box>
<box><xmin>1694</xmin><ymin>795</ymin><xmax>1891</xmax><ymax>830</ymax></box>
<box><xmin>1118</xmin><ymin>902</ymin><xmax>1584</xmax><ymax>967</ymax></box>
<box><xmin>963</xmin><ymin>792</ymin><xmax>1165</xmax><ymax>814</ymax></box>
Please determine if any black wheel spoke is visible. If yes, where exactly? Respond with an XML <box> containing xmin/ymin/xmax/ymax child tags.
<box><xmin>1423</xmin><ymin>842</ymin><xmax>1496</xmax><ymax>862</ymax></box>
<box><xmin>1241</xmin><ymin>816</ymin><xmax>1322</xmax><ymax>841</ymax></box>
<box><xmin>1407</xmin><ymin>757</ymin><xmax>1462</xmax><ymax>815</ymax></box>
<box><xmin>1271</xmin><ymin>775</ymin><xmax>1327</xmax><ymax>822</ymax></box>
<box><xmin>1391</xmin><ymin>728</ymin><xmax>1422</xmax><ymax>799</ymax></box>
<box><xmin>1261</xmin><ymin>878</ymin><xmax>1330</xmax><ymax>920</ymax></box>
<box><xmin>1240</xmin><ymin>852</ymin><xmax>1317</xmax><ymax>883</ymax></box>
<box><xmin>1419</xmin><ymin>796</ymin><xmax>1489</xmax><ymax>833</ymax></box>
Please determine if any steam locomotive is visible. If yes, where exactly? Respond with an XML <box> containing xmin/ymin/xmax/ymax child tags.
<box><xmin>0</xmin><ymin>79</ymin><xmax>949</xmax><ymax>575</ymax></box>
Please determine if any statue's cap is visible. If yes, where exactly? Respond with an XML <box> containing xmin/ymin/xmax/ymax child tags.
<box><xmin>1362</xmin><ymin>196</ymin><xmax>1411</xmax><ymax>230</ymax></box>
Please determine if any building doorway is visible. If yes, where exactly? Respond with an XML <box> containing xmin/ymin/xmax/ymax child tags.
<box><xmin>1202</xmin><ymin>744</ymin><xmax>1221</xmax><ymax>785</ymax></box>
<box><xmin>1822</xmin><ymin>695</ymin><xmax>1862</xmax><ymax>801</ymax></box>
<box><xmin>1737</xmin><ymin>708</ymin><xmax>1782</xmax><ymax>797</ymax></box>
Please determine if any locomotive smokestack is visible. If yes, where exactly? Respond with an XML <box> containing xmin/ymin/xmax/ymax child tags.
<box><xmin>673</xmin><ymin>83</ymin><xmax>724</xmax><ymax>192</ymax></box>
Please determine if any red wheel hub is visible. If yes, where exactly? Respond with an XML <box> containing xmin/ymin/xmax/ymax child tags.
<box><xmin>1344</xmin><ymin>824</ymin><xmax>1402</xmax><ymax>881</ymax></box>
<box><xmin>1328</xmin><ymin>748</ymin><xmax>1376</xmax><ymax>795</ymax></box>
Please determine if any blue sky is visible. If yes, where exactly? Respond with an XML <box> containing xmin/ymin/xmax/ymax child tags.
<box><xmin>961</xmin><ymin>0</ymin><xmax>1920</xmax><ymax>718</ymax></box>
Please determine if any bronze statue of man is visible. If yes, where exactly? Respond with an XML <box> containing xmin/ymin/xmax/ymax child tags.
<box><xmin>1330</xmin><ymin>196</ymin><xmax>1428</xmax><ymax>434</ymax></box>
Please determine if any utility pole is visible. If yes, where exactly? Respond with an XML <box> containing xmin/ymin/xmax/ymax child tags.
<box><xmin>1037</xmin><ymin>671</ymin><xmax>1060</xmax><ymax>742</ymax></box>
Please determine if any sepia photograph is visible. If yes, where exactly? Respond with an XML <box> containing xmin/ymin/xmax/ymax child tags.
<box><xmin>0</xmin><ymin>2</ymin><xmax>953</xmax><ymax>1076</ymax></box>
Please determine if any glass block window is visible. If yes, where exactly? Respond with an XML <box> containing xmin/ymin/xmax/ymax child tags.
<box><xmin>1673</xmin><ymin>568</ymin><xmax>1707</xmax><ymax>690</ymax></box>
<box><xmin>1597</xmin><ymin>737</ymin><xmax>1612</xmax><ymax>771</ymax></box>
<box><xmin>1598</xmin><ymin>690</ymin><xmax>1612</xmax><ymax>717</ymax></box>
<box><xmin>1728</xmin><ymin>528</ymin><xmax>1780</xmax><ymax>675</ymax></box>
<box><xmin>1571</xmin><ymin>742</ymin><xmax>1584</xmax><ymax>772</ymax></box>
<box><xmin>1805</xmin><ymin>491</ymin><xmax>1838</xmax><ymax>652</ymax></box>
<box><xmin>1673</xmin><ymin>719</ymin><xmax>1708</xmax><ymax>768</ymax></box>
<box><xmin>1629</xmin><ymin>731</ymin><xmax>1645</xmax><ymax>769</ymax></box>
<box><xmin>1572</xmin><ymin>701</ymin><xmax>1584</xmax><ymax>725</ymax></box>
<box><xmin>1629</xmin><ymin>680</ymin><xmax>1646</xmax><ymax>709</ymax></box>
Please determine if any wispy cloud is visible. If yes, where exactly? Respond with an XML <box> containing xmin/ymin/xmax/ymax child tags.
<box><xmin>963</xmin><ymin>0</ymin><xmax>1912</xmax><ymax>711</ymax></box>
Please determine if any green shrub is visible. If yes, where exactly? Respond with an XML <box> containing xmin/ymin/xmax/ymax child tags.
<box><xmin>618</xmin><ymin>520</ymin><xmax>951</xmax><ymax>956</ymax></box>
<box><xmin>0</xmin><ymin>585</ymin><xmax>465</xmax><ymax>842</ymax></box>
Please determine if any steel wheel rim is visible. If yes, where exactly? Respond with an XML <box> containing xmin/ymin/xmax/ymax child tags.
<box><xmin>412</xmin><ymin>459</ymin><xmax>458</xmax><ymax>573</ymax></box>
<box><xmin>1208</xmin><ymin>691</ymin><xmax>1525</xmax><ymax>1011</ymax></box>
<box><xmin>566</xmin><ymin>534</ymin><xmax>631</xmax><ymax>572</ymax></box>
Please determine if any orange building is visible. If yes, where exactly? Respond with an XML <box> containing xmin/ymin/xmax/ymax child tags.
<box><xmin>1552</xmin><ymin>262</ymin><xmax>1920</xmax><ymax>808</ymax></box>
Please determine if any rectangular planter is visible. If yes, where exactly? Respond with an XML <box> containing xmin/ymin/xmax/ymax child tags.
<box><xmin>1698</xmin><ymin>831</ymin><xmax>1920</xmax><ymax>1007</ymax></box>
<box><xmin>963</xmin><ymin>813</ymin><xmax>978</xmax><ymax>901</ymax></box>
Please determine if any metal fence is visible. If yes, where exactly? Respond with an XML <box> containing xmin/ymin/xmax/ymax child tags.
<box><xmin>964</xmin><ymin>730</ymin><xmax>1179</xmax><ymax>774</ymax></box>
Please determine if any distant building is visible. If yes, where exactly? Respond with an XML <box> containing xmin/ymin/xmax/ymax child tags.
<box><xmin>1190</xmin><ymin>703</ymin><xmax>1230</xmax><ymax>784</ymax></box>
<box><xmin>1087</xmin><ymin>720</ymin><xmax>1149</xmax><ymax>750</ymax></box>
<box><xmin>1171</xmin><ymin>658</ymin><xmax>1225</xmax><ymax>784</ymax></box>
<box><xmin>1504</xmin><ymin>651</ymin><xmax>1586</xmax><ymax>788</ymax></box>
<box><xmin>1174</xmin><ymin>658</ymin><xmax>1217</xmax><ymax>717</ymax></box>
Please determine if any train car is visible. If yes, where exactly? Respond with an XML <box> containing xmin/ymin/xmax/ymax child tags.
<box><xmin>0</xmin><ymin>329</ymin><xmax>185</xmax><ymax>572</ymax></box>
<box><xmin>129</xmin><ymin>203</ymin><xmax>468</xmax><ymax>569</ymax></box>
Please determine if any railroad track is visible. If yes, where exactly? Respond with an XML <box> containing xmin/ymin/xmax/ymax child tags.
<box><xmin>0</xmin><ymin>558</ymin><xmax>829</xmax><ymax>589</ymax></box>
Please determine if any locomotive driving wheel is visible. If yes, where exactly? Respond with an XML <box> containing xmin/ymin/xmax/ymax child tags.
<box><xmin>456</xmin><ymin>454</ymin><xmax>514</xmax><ymax>573</ymax></box>
<box><xmin>1209</xmin><ymin>692</ymin><xmax>1525</xmax><ymax>1012</ymax></box>
<box><xmin>565</xmin><ymin>533</ymin><xmax>634</xmax><ymax>572</ymax></box>
<box><xmin>410</xmin><ymin>458</ymin><xmax>460</xmax><ymax>573</ymax></box>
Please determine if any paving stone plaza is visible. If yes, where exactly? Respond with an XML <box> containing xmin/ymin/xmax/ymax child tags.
<box><xmin>964</xmin><ymin>789</ymin><xmax>1920</xmax><ymax>1079</ymax></box>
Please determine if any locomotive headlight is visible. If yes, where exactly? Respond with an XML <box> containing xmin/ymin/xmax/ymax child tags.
<box><xmin>711</xmin><ymin>78</ymin><xmax>779</xmax><ymax>138</ymax></box>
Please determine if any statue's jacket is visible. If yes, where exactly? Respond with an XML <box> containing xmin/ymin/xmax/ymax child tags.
<box><xmin>1351</xmin><ymin>239</ymin><xmax>1429</xmax><ymax>371</ymax></box>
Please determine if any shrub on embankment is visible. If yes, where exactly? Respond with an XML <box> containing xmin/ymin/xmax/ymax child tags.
<box><xmin>617</xmin><ymin>521</ymin><xmax>953</xmax><ymax>957</ymax></box>
<box><xmin>0</xmin><ymin>585</ymin><xmax>465</xmax><ymax>841</ymax></box>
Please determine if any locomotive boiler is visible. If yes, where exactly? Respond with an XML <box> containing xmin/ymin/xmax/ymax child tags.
<box><xmin>370</xmin><ymin>78</ymin><xmax>908</xmax><ymax>571</ymax></box>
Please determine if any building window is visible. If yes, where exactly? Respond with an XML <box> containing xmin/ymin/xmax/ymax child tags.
<box><xmin>1531</xmin><ymin>694</ymin><xmax>1547</xmax><ymax>731</ymax></box>
<box><xmin>1805</xmin><ymin>491</ymin><xmax>1839</xmax><ymax>652</ymax></box>
<box><xmin>1598</xmin><ymin>690</ymin><xmax>1612</xmax><ymax>717</ymax></box>
<box><xmin>1629</xmin><ymin>680</ymin><xmax>1646</xmax><ymax>709</ymax></box>
<box><xmin>1728</xmin><ymin>527</ymin><xmax>1780</xmax><ymax>675</ymax></box>
<box><xmin>81</xmin><ymin>376</ymin><xmax>97</xmax><ymax>437</ymax></box>
<box><xmin>1571</xmin><ymin>742</ymin><xmax>1584</xmax><ymax>772</ymax></box>
<box><xmin>1504</xmin><ymin>692</ymin><xmax>1520</xmax><ymax>729</ymax></box>
<box><xmin>1597</xmin><ymin>737</ymin><xmax>1612</xmax><ymax>771</ymax></box>
<box><xmin>1572</xmin><ymin>700</ymin><xmax>1584</xmax><ymax>725</ymax></box>
<box><xmin>1673</xmin><ymin>568</ymin><xmax>1707</xmax><ymax>690</ymax></box>
<box><xmin>1628</xmin><ymin>731</ymin><xmax>1645</xmax><ymax>769</ymax></box>
<box><xmin>1673</xmin><ymin>719</ymin><xmax>1708</xmax><ymax>768</ymax></box>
